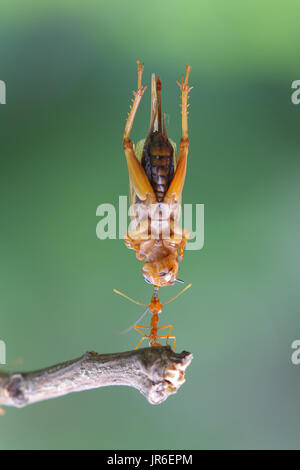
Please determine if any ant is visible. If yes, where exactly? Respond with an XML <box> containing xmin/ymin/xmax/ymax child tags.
<box><xmin>114</xmin><ymin>283</ymin><xmax>192</xmax><ymax>350</ymax></box>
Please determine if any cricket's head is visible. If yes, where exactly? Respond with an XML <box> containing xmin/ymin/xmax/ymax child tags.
<box><xmin>142</xmin><ymin>254</ymin><xmax>179</xmax><ymax>288</ymax></box>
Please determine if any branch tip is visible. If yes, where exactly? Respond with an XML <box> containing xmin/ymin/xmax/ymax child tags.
<box><xmin>0</xmin><ymin>347</ymin><xmax>193</xmax><ymax>409</ymax></box>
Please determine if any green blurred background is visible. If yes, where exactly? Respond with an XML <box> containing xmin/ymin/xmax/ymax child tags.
<box><xmin>1</xmin><ymin>0</ymin><xmax>300</xmax><ymax>450</ymax></box>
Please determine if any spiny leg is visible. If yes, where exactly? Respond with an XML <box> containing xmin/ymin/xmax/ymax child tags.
<box><xmin>178</xmin><ymin>65</ymin><xmax>192</xmax><ymax>141</ymax></box>
<box><xmin>165</xmin><ymin>65</ymin><xmax>192</xmax><ymax>203</ymax></box>
<box><xmin>137</xmin><ymin>60</ymin><xmax>144</xmax><ymax>90</ymax></box>
<box><xmin>123</xmin><ymin>62</ymin><xmax>155</xmax><ymax>202</ymax></box>
<box><xmin>124</xmin><ymin>61</ymin><xmax>147</xmax><ymax>141</ymax></box>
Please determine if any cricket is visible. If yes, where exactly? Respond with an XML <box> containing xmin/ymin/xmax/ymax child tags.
<box><xmin>123</xmin><ymin>61</ymin><xmax>192</xmax><ymax>289</ymax></box>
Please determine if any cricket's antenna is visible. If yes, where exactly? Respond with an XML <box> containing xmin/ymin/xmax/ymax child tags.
<box><xmin>163</xmin><ymin>283</ymin><xmax>192</xmax><ymax>305</ymax></box>
<box><xmin>113</xmin><ymin>289</ymin><xmax>147</xmax><ymax>306</ymax></box>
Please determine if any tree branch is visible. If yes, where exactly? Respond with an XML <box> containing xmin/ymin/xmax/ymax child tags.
<box><xmin>0</xmin><ymin>347</ymin><xmax>193</xmax><ymax>409</ymax></box>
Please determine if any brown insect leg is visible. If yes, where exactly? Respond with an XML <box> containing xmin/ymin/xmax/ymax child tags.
<box><xmin>137</xmin><ymin>60</ymin><xmax>144</xmax><ymax>90</ymax></box>
<box><xmin>124</xmin><ymin>86</ymin><xmax>147</xmax><ymax>141</ymax></box>
<box><xmin>123</xmin><ymin>62</ymin><xmax>155</xmax><ymax>202</ymax></box>
<box><xmin>178</xmin><ymin>65</ymin><xmax>192</xmax><ymax>141</ymax></box>
<box><xmin>165</xmin><ymin>65</ymin><xmax>192</xmax><ymax>203</ymax></box>
<box><xmin>124</xmin><ymin>233</ymin><xmax>141</xmax><ymax>252</ymax></box>
<box><xmin>178</xmin><ymin>229</ymin><xmax>190</xmax><ymax>261</ymax></box>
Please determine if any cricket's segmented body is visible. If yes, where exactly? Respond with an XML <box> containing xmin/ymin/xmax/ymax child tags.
<box><xmin>141</xmin><ymin>78</ymin><xmax>175</xmax><ymax>203</ymax></box>
<box><xmin>141</xmin><ymin>131</ymin><xmax>174</xmax><ymax>202</ymax></box>
<box><xmin>123</xmin><ymin>61</ymin><xmax>192</xmax><ymax>289</ymax></box>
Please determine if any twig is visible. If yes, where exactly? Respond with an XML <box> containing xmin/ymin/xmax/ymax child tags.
<box><xmin>0</xmin><ymin>347</ymin><xmax>193</xmax><ymax>409</ymax></box>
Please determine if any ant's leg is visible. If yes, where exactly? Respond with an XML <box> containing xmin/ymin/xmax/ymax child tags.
<box><xmin>133</xmin><ymin>325</ymin><xmax>150</xmax><ymax>350</ymax></box>
<box><xmin>157</xmin><ymin>325</ymin><xmax>176</xmax><ymax>350</ymax></box>
<box><xmin>134</xmin><ymin>325</ymin><xmax>150</xmax><ymax>335</ymax></box>
<box><xmin>157</xmin><ymin>335</ymin><xmax>177</xmax><ymax>351</ymax></box>
<box><xmin>135</xmin><ymin>336</ymin><xmax>148</xmax><ymax>350</ymax></box>
<box><xmin>156</xmin><ymin>325</ymin><xmax>173</xmax><ymax>333</ymax></box>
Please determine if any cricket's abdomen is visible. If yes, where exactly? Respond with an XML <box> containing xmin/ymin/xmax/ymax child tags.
<box><xmin>142</xmin><ymin>132</ymin><xmax>174</xmax><ymax>202</ymax></box>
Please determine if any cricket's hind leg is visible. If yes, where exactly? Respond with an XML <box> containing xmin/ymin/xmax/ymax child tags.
<box><xmin>124</xmin><ymin>61</ymin><xmax>147</xmax><ymax>141</ymax></box>
<box><xmin>178</xmin><ymin>65</ymin><xmax>192</xmax><ymax>142</ymax></box>
<box><xmin>123</xmin><ymin>61</ymin><xmax>156</xmax><ymax>202</ymax></box>
<box><xmin>165</xmin><ymin>65</ymin><xmax>192</xmax><ymax>204</ymax></box>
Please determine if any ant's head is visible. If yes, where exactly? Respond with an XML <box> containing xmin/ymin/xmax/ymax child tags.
<box><xmin>113</xmin><ymin>283</ymin><xmax>192</xmax><ymax>332</ymax></box>
<box><xmin>149</xmin><ymin>292</ymin><xmax>163</xmax><ymax>315</ymax></box>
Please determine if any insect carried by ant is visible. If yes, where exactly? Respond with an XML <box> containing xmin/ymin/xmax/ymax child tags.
<box><xmin>114</xmin><ymin>283</ymin><xmax>192</xmax><ymax>350</ymax></box>
<box><xmin>122</xmin><ymin>61</ymin><xmax>193</xmax><ymax>289</ymax></box>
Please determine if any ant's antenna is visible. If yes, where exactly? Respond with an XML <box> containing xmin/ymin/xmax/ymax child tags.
<box><xmin>113</xmin><ymin>289</ymin><xmax>148</xmax><ymax>306</ymax></box>
<box><xmin>113</xmin><ymin>288</ymin><xmax>149</xmax><ymax>335</ymax></box>
<box><xmin>163</xmin><ymin>283</ymin><xmax>192</xmax><ymax>305</ymax></box>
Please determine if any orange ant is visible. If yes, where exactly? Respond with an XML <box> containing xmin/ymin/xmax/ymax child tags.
<box><xmin>113</xmin><ymin>283</ymin><xmax>192</xmax><ymax>350</ymax></box>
